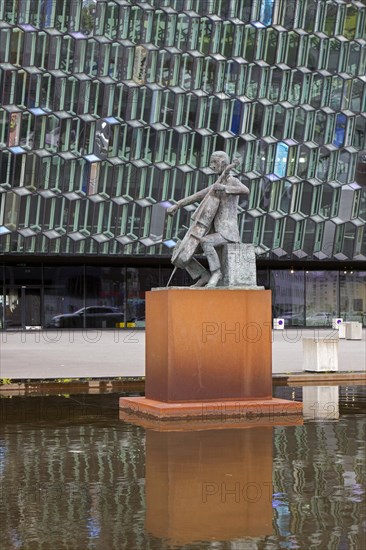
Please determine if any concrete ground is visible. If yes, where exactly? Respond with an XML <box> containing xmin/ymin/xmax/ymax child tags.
<box><xmin>0</xmin><ymin>328</ymin><xmax>365</xmax><ymax>380</ymax></box>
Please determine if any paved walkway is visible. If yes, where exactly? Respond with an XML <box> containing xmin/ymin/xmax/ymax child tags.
<box><xmin>0</xmin><ymin>328</ymin><xmax>365</xmax><ymax>380</ymax></box>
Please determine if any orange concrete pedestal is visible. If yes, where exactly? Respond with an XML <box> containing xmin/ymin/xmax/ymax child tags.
<box><xmin>120</xmin><ymin>288</ymin><xmax>303</xmax><ymax>420</ymax></box>
<box><xmin>147</xmin><ymin>288</ymin><xmax>273</xmax><ymax>401</ymax></box>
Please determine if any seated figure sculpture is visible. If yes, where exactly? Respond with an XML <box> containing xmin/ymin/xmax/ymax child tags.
<box><xmin>167</xmin><ymin>151</ymin><xmax>249</xmax><ymax>288</ymax></box>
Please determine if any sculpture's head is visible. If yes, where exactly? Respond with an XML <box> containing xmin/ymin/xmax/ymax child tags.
<box><xmin>209</xmin><ymin>151</ymin><xmax>229</xmax><ymax>174</ymax></box>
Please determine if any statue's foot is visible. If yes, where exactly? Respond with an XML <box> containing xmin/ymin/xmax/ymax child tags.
<box><xmin>191</xmin><ymin>272</ymin><xmax>210</xmax><ymax>287</ymax></box>
<box><xmin>206</xmin><ymin>270</ymin><xmax>222</xmax><ymax>288</ymax></box>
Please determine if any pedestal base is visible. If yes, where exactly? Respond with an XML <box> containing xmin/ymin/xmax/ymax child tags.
<box><xmin>119</xmin><ymin>395</ymin><xmax>303</xmax><ymax>421</ymax></box>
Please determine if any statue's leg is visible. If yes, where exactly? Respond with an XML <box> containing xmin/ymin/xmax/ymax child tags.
<box><xmin>185</xmin><ymin>258</ymin><xmax>209</xmax><ymax>284</ymax></box>
<box><xmin>171</xmin><ymin>233</ymin><xmax>210</xmax><ymax>286</ymax></box>
<box><xmin>201</xmin><ymin>233</ymin><xmax>228</xmax><ymax>272</ymax></box>
<box><xmin>200</xmin><ymin>233</ymin><xmax>229</xmax><ymax>287</ymax></box>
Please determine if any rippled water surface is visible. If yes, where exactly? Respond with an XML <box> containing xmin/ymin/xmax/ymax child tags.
<box><xmin>0</xmin><ymin>386</ymin><xmax>365</xmax><ymax>549</ymax></box>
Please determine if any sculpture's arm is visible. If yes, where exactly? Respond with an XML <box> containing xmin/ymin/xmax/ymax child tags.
<box><xmin>167</xmin><ymin>187</ymin><xmax>211</xmax><ymax>215</ymax></box>
<box><xmin>178</xmin><ymin>187</ymin><xmax>211</xmax><ymax>207</ymax></box>
<box><xmin>221</xmin><ymin>177</ymin><xmax>249</xmax><ymax>195</ymax></box>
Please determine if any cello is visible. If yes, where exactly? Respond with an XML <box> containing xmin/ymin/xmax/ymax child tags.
<box><xmin>168</xmin><ymin>159</ymin><xmax>240</xmax><ymax>271</ymax></box>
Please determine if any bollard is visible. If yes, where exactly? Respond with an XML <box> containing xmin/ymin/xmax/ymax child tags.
<box><xmin>273</xmin><ymin>318</ymin><xmax>284</xmax><ymax>330</ymax></box>
<box><xmin>345</xmin><ymin>321</ymin><xmax>362</xmax><ymax>340</ymax></box>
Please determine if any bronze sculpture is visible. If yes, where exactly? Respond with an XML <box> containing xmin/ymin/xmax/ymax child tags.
<box><xmin>167</xmin><ymin>151</ymin><xmax>249</xmax><ymax>288</ymax></box>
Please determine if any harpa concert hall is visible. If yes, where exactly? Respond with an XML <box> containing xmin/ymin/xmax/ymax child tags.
<box><xmin>0</xmin><ymin>0</ymin><xmax>365</xmax><ymax>330</ymax></box>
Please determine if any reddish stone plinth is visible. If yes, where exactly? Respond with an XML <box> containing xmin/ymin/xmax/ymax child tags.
<box><xmin>119</xmin><ymin>395</ymin><xmax>303</xmax><ymax>421</ymax></box>
<box><xmin>145</xmin><ymin>288</ymin><xmax>273</xmax><ymax>402</ymax></box>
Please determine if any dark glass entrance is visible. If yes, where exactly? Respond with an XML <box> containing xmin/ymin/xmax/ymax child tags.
<box><xmin>4</xmin><ymin>287</ymin><xmax>41</xmax><ymax>329</ymax></box>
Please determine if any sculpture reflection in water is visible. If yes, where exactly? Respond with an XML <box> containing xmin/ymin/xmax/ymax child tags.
<box><xmin>145</xmin><ymin>426</ymin><xmax>273</xmax><ymax>545</ymax></box>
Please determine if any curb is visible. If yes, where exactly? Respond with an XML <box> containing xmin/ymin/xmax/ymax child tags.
<box><xmin>1</xmin><ymin>373</ymin><xmax>365</xmax><ymax>396</ymax></box>
<box><xmin>273</xmin><ymin>372</ymin><xmax>366</xmax><ymax>384</ymax></box>
<box><xmin>0</xmin><ymin>378</ymin><xmax>145</xmax><ymax>395</ymax></box>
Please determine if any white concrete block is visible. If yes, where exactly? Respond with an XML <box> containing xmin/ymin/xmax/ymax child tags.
<box><xmin>303</xmin><ymin>386</ymin><xmax>339</xmax><ymax>420</ymax></box>
<box><xmin>338</xmin><ymin>323</ymin><xmax>346</xmax><ymax>339</ymax></box>
<box><xmin>303</xmin><ymin>338</ymin><xmax>339</xmax><ymax>372</ymax></box>
<box><xmin>345</xmin><ymin>321</ymin><xmax>362</xmax><ymax>340</ymax></box>
<box><xmin>332</xmin><ymin>318</ymin><xmax>343</xmax><ymax>330</ymax></box>
<box><xmin>273</xmin><ymin>318</ymin><xmax>284</xmax><ymax>330</ymax></box>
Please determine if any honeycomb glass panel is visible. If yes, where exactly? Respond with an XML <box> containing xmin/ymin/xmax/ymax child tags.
<box><xmin>278</xmin><ymin>180</ymin><xmax>292</xmax><ymax>214</ymax></box>
<box><xmin>343</xmin><ymin>5</ymin><xmax>358</xmax><ymax>40</ymax></box>
<box><xmin>323</xmin><ymin>3</ymin><xmax>338</xmax><ymax>37</ymax></box>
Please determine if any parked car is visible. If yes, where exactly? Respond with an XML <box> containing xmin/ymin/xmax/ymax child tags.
<box><xmin>50</xmin><ymin>306</ymin><xmax>124</xmax><ymax>328</ymax></box>
<box><xmin>280</xmin><ymin>311</ymin><xmax>304</xmax><ymax>325</ymax></box>
<box><xmin>306</xmin><ymin>312</ymin><xmax>332</xmax><ymax>326</ymax></box>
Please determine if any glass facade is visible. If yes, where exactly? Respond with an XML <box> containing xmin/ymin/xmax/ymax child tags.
<box><xmin>0</xmin><ymin>1</ymin><xmax>365</xmax><ymax>329</ymax></box>
<box><xmin>1</xmin><ymin>264</ymin><xmax>365</xmax><ymax>329</ymax></box>
<box><xmin>0</xmin><ymin>0</ymin><xmax>364</xmax><ymax>261</ymax></box>
<box><xmin>0</xmin><ymin>263</ymin><xmax>192</xmax><ymax>329</ymax></box>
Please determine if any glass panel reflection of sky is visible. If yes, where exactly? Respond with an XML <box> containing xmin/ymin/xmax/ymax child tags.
<box><xmin>274</xmin><ymin>142</ymin><xmax>289</xmax><ymax>178</ymax></box>
<box><xmin>334</xmin><ymin>113</ymin><xmax>347</xmax><ymax>148</ymax></box>
<box><xmin>259</xmin><ymin>0</ymin><xmax>275</xmax><ymax>26</ymax></box>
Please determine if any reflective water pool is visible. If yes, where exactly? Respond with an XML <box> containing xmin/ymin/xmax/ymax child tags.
<box><xmin>0</xmin><ymin>386</ymin><xmax>365</xmax><ymax>549</ymax></box>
